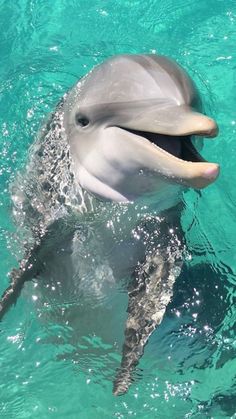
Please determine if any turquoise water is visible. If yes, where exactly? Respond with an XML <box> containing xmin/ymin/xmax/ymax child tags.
<box><xmin>0</xmin><ymin>0</ymin><xmax>236</xmax><ymax>417</ymax></box>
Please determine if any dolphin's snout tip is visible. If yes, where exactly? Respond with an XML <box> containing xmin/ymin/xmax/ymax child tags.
<box><xmin>203</xmin><ymin>119</ymin><xmax>219</xmax><ymax>138</ymax></box>
<box><xmin>198</xmin><ymin>163</ymin><xmax>220</xmax><ymax>188</ymax></box>
<box><xmin>185</xmin><ymin>162</ymin><xmax>220</xmax><ymax>189</ymax></box>
<box><xmin>181</xmin><ymin>112</ymin><xmax>219</xmax><ymax>138</ymax></box>
<box><xmin>203</xmin><ymin>163</ymin><xmax>220</xmax><ymax>181</ymax></box>
<box><xmin>193</xmin><ymin>115</ymin><xmax>219</xmax><ymax>138</ymax></box>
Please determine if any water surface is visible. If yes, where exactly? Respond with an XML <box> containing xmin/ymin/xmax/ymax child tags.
<box><xmin>0</xmin><ymin>0</ymin><xmax>236</xmax><ymax>417</ymax></box>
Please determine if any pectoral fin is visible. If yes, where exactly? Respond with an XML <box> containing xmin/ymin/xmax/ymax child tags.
<box><xmin>0</xmin><ymin>218</ymin><xmax>74</xmax><ymax>321</ymax></box>
<box><xmin>113</xmin><ymin>250</ymin><xmax>182</xmax><ymax>396</ymax></box>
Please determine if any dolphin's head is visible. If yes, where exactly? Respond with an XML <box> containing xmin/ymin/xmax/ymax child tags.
<box><xmin>63</xmin><ymin>54</ymin><xmax>219</xmax><ymax>203</ymax></box>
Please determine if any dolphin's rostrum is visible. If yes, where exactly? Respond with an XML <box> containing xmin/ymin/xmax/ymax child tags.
<box><xmin>0</xmin><ymin>54</ymin><xmax>219</xmax><ymax>395</ymax></box>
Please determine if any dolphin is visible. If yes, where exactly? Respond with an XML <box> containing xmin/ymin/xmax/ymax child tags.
<box><xmin>0</xmin><ymin>54</ymin><xmax>219</xmax><ymax>395</ymax></box>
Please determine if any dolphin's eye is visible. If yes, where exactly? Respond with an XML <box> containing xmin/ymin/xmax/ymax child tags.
<box><xmin>75</xmin><ymin>114</ymin><xmax>89</xmax><ymax>127</ymax></box>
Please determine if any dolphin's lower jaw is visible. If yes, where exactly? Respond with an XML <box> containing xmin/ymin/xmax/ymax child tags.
<box><xmin>122</xmin><ymin>129</ymin><xmax>204</xmax><ymax>162</ymax></box>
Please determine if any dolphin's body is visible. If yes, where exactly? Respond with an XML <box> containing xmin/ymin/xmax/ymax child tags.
<box><xmin>0</xmin><ymin>55</ymin><xmax>219</xmax><ymax>395</ymax></box>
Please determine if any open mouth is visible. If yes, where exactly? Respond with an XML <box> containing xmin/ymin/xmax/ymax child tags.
<box><xmin>122</xmin><ymin>128</ymin><xmax>205</xmax><ymax>163</ymax></box>
<box><xmin>115</xmin><ymin>125</ymin><xmax>220</xmax><ymax>189</ymax></box>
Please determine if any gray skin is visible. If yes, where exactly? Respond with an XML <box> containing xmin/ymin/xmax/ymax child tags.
<box><xmin>0</xmin><ymin>54</ymin><xmax>219</xmax><ymax>395</ymax></box>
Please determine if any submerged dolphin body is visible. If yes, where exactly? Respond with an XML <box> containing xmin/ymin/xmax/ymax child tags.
<box><xmin>0</xmin><ymin>55</ymin><xmax>219</xmax><ymax>395</ymax></box>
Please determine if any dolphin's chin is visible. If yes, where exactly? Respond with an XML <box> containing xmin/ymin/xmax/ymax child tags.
<box><xmin>121</xmin><ymin>128</ymin><xmax>205</xmax><ymax>163</ymax></box>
